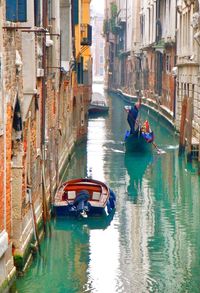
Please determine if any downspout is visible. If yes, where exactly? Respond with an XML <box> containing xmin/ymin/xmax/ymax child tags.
<box><xmin>42</xmin><ymin>0</ymin><xmax>47</xmax><ymax>148</ymax></box>
<box><xmin>0</xmin><ymin>54</ymin><xmax>9</xmax><ymax>254</ymax></box>
<box><xmin>125</xmin><ymin>0</ymin><xmax>128</xmax><ymax>87</ymax></box>
<box><xmin>42</xmin><ymin>0</ymin><xmax>48</xmax><ymax>231</ymax></box>
<box><xmin>3</xmin><ymin>70</ymin><xmax>6</xmax><ymax>230</ymax></box>
<box><xmin>125</xmin><ymin>0</ymin><xmax>127</xmax><ymax>52</ymax></box>
<box><xmin>173</xmin><ymin>0</ymin><xmax>178</xmax><ymax>120</ymax></box>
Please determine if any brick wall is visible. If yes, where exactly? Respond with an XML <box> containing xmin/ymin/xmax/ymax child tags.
<box><xmin>3</xmin><ymin>27</ymin><xmax>24</xmax><ymax>241</ymax></box>
<box><xmin>0</xmin><ymin>136</ymin><xmax>4</xmax><ymax>232</ymax></box>
<box><xmin>6</xmin><ymin>103</ymin><xmax>12</xmax><ymax>238</ymax></box>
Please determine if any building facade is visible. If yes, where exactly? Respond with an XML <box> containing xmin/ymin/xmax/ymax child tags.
<box><xmin>176</xmin><ymin>0</ymin><xmax>200</xmax><ymax>156</ymax></box>
<box><xmin>0</xmin><ymin>0</ymin><xmax>92</xmax><ymax>291</ymax></box>
<box><xmin>91</xmin><ymin>13</ymin><xmax>105</xmax><ymax>81</ymax></box>
<box><xmin>104</xmin><ymin>0</ymin><xmax>200</xmax><ymax>160</ymax></box>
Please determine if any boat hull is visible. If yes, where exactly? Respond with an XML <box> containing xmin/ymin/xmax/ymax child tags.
<box><xmin>53</xmin><ymin>201</ymin><xmax>112</xmax><ymax>217</ymax></box>
<box><xmin>125</xmin><ymin>132</ymin><xmax>153</xmax><ymax>152</ymax></box>
<box><xmin>52</xmin><ymin>178</ymin><xmax>116</xmax><ymax>218</ymax></box>
<box><xmin>88</xmin><ymin>105</ymin><xmax>109</xmax><ymax>114</ymax></box>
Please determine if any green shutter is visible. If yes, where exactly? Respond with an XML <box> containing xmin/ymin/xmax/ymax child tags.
<box><xmin>18</xmin><ymin>0</ymin><xmax>27</xmax><ymax>22</ymax></box>
<box><xmin>6</xmin><ymin>0</ymin><xmax>17</xmax><ymax>21</ymax></box>
<box><xmin>73</xmin><ymin>0</ymin><xmax>79</xmax><ymax>25</ymax></box>
<box><xmin>6</xmin><ymin>0</ymin><xmax>27</xmax><ymax>22</ymax></box>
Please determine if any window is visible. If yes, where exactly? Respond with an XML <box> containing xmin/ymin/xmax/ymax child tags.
<box><xmin>77</xmin><ymin>57</ymin><xmax>83</xmax><ymax>84</ymax></box>
<box><xmin>72</xmin><ymin>0</ymin><xmax>79</xmax><ymax>25</ymax></box>
<box><xmin>166</xmin><ymin>55</ymin><xmax>171</xmax><ymax>72</ymax></box>
<box><xmin>6</xmin><ymin>0</ymin><xmax>27</xmax><ymax>22</ymax></box>
<box><xmin>99</xmin><ymin>67</ymin><xmax>104</xmax><ymax>76</ymax></box>
<box><xmin>34</xmin><ymin>0</ymin><xmax>41</xmax><ymax>27</ymax></box>
<box><xmin>48</xmin><ymin>0</ymin><xmax>52</xmax><ymax>22</ymax></box>
<box><xmin>99</xmin><ymin>55</ymin><xmax>103</xmax><ymax>64</ymax></box>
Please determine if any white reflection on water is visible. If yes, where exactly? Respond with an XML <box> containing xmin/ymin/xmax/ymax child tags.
<box><xmin>87</xmin><ymin>218</ymin><xmax>121</xmax><ymax>293</ymax></box>
<box><xmin>87</xmin><ymin>119</ymin><xmax>105</xmax><ymax>181</ymax></box>
<box><xmin>86</xmin><ymin>85</ymin><xmax>122</xmax><ymax>292</ymax></box>
<box><xmin>86</xmin><ymin>95</ymin><xmax>153</xmax><ymax>292</ymax></box>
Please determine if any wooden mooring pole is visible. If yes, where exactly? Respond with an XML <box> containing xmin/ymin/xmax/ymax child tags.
<box><xmin>185</xmin><ymin>97</ymin><xmax>193</xmax><ymax>162</ymax></box>
<box><xmin>199</xmin><ymin>139</ymin><xmax>200</xmax><ymax>175</ymax></box>
<box><xmin>179</xmin><ymin>96</ymin><xmax>187</xmax><ymax>155</ymax></box>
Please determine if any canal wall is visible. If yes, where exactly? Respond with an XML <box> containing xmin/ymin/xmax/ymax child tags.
<box><xmin>114</xmin><ymin>89</ymin><xmax>176</xmax><ymax>129</ymax></box>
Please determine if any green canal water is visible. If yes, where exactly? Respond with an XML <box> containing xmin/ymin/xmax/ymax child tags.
<box><xmin>13</xmin><ymin>86</ymin><xmax>200</xmax><ymax>293</ymax></box>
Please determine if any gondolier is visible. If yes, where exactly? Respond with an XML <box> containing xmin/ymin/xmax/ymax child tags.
<box><xmin>124</xmin><ymin>98</ymin><xmax>141</xmax><ymax>134</ymax></box>
<box><xmin>123</xmin><ymin>98</ymin><xmax>164</xmax><ymax>154</ymax></box>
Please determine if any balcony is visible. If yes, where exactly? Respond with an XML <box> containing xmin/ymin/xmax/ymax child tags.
<box><xmin>81</xmin><ymin>24</ymin><xmax>92</xmax><ymax>46</ymax></box>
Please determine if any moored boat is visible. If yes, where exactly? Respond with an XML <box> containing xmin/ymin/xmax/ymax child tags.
<box><xmin>53</xmin><ymin>178</ymin><xmax>116</xmax><ymax>218</ymax></box>
<box><xmin>88</xmin><ymin>100</ymin><xmax>109</xmax><ymax>114</ymax></box>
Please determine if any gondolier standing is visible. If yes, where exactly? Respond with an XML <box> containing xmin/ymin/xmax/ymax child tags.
<box><xmin>125</xmin><ymin>97</ymin><xmax>141</xmax><ymax>134</ymax></box>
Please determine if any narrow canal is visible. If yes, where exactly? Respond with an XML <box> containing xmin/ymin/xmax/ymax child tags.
<box><xmin>13</xmin><ymin>84</ymin><xmax>200</xmax><ymax>293</ymax></box>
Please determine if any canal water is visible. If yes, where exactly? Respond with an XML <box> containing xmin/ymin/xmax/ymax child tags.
<box><xmin>13</xmin><ymin>84</ymin><xmax>200</xmax><ymax>293</ymax></box>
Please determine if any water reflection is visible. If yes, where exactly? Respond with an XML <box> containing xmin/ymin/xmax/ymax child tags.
<box><xmin>87</xmin><ymin>118</ymin><xmax>106</xmax><ymax>181</ymax></box>
<box><xmin>124</xmin><ymin>152</ymin><xmax>153</xmax><ymax>202</ymax></box>
<box><xmin>53</xmin><ymin>212</ymin><xmax>115</xmax><ymax>232</ymax></box>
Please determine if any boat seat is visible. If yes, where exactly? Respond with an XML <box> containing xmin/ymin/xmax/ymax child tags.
<box><xmin>92</xmin><ymin>191</ymin><xmax>101</xmax><ymax>201</ymax></box>
<box><xmin>67</xmin><ymin>191</ymin><xmax>76</xmax><ymax>200</ymax></box>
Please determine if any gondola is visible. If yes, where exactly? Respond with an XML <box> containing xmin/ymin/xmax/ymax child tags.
<box><xmin>88</xmin><ymin>100</ymin><xmax>109</xmax><ymax>115</ymax></box>
<box><xmin>124</xmin><ymin>129</ymin><xmax>154</xmax><ymax>152</ymax></box>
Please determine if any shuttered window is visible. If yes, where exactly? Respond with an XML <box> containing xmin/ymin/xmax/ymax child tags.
<box><xmin>72</xmin><ymin>0</ymin><xmax>79</xmax><ymax>25</ymax></box>
<box><xmin>77</xmin><ymin>57</ymin><xmax>83</xmax><ymax>84</ymax></box>
<box><xmin>6</xmin><ymin>0</ymin><xmax>27</xmax><ymax>22</ymax></box>
<box><xmin>34</xmin><ymin>0</ymin><xmax>41</xmax><ymax>27</ymax></box>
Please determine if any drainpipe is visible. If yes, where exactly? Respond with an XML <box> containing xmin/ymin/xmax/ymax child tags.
<box><xmin>173</xmin><ymin>0</ymin><xmax>178</xmax><ymax>120</ymax></box>
<box><xmin>42</xmin><ymin>0</ymin><xmax>47</xmax><ymax>149</ymax></box>
<box><xmin>125</xmin><ymin>0</ymin><xmax>127</xmax><ymax>52</ymax></box>
<box><xmin>41</xmin><ymin>0</ymin><xmax>48</xmax><ymax>231</ymax></box>
<box><xmin>125</xmin><ymin>0</ymin><xmax>128</xmax><ymax>87</ymax></box>
<box><xmin>3</xmin><ymin>75</ymin><xmax>6</xmax><ymax>230</ymax></box>
<box><xmin>0</xmin><ymin>58</ymin><xmax>9</xmax><ymax>254</ymax></box>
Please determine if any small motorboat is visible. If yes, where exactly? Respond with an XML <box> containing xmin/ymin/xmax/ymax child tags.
<box><xmin>88</xmin><ymin>100</ymin><xmax>109</xmax><ymax>115</ymax></box>
<box><xmin>53</xmin><ymin>178</ymin><xmax>116</xmax><ymax>218</ymax></box>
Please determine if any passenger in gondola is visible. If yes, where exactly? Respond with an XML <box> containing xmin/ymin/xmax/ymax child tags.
<box><xmin>124</xmin><ymin>98</ymin><xmax>141</xmax><ymax>134</ymax></box>
<box><xmin>141</xmin><ymin>120</ymin><xmax>154</xmax><ymax>143</ymax></box>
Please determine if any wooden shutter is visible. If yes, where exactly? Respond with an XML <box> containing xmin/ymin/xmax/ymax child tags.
<box><xmin>6</xmin><ymin>0</ymin><xmax>27</xmax><ymax>22</ymax></box>
<box><xmin>6</xmin><ymin>0</ymin><xmax>17</xmax><ymax>21</ymax></box>
<box><xmin>77</xmin><ymin>57</ymin><xmax>83</xmax><ymax>84</ymax></box>
<box><xmin>72</xmin><ymin>0</ymin><xmax>79</xmax><ymax>25</ymax></box>
<box><xmin>18</xmin><ymin>0</ymin><xmax>27</xmax><ymax>22</ymax></box>
<box><xmin>88</xmin><ymin>25</ymin><xmax>92</xmax><ymax>46</ymax></box>
<box><xmin>34</xmin><ymin>0</ymin><xmax>41</xmax><ymax>26</ymax></box>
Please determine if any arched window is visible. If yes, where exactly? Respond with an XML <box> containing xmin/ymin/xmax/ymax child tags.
<box><xmin>13</xmin><ymin>98</ymin><xmax>22</xmax><ymax>142</ymax></box>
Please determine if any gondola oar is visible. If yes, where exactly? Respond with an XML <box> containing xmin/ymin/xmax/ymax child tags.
<box><xmin>152</xmin><ymin>142</ymin><xmax>166</xmax><ymax>154</ymax></box>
